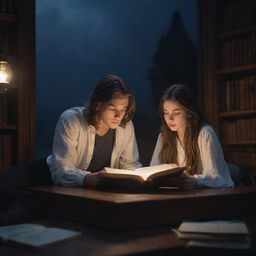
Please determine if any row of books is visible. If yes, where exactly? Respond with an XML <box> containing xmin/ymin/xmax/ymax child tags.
<box><xmin>0</xmin><ymin>0</ymin><xmax>14</xmax><ymax>15</ymax></box>
<box><xmin>0</xmin><ymin>26</ymin><xmax>16</xmax><ymax>56</ymax></box>
<box><xmin>220</xmin><ymin>32</ymin><xmax>256</xmax><ymax>69</ymax></box>
<box><xmin>219</xmin><ymin>0</ymin><xmax>256</xmax><ymax>33</ymax></box>
<box><xmin>225</xmin><ymin>149</ymin><xmax>256</xmax><ymax>167</ymax></box>
<box><xmin>219</xmin><ymin>75</ymin><xmax>256</xmax><ymax>112</ymax></box>
<box><xmin>221</xmin><ymin>118</ymin><xmax>256</xmax><ymax>142</ymax></box>
<box><xmin>0</xmin><ymin>94</ymin><xmax>9</xmax><ymax>125</ymax></box>
<box><xmin>0</xmin><ymin>26</ymin><xmax>9</xmax><ymax>55</ymax></box>
<box><xmin>0</xmin><ymin>133</ymin><xmax>13</xmax><ymax>173</ymax></box>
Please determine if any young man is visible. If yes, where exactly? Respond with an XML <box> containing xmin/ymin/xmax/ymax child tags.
<box><xmin>0</xmin><ymin>75</ymin><xmax>141</xmax><ymax>225</ymax></box>
<box><xmin>47</xmin><ymin>74</ymin><xmax>142</xmax><ymax>187</ymax></box>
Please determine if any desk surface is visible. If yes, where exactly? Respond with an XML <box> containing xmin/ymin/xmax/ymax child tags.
<box><xmin>0</xmin><ymin>216</ymin><xmax>185</xmax><ymax>256</ymax></box>
<box><xmin>31</xmin><ymin>186</ymin><xmax>256</xmax><ymax>230</ymax></box>
<box><xmin>32</xmin><ymin>186</ymin><xmax>256</xmax><ymax>203</ymax></box>
<box><xmin>0</xmin><ymin>215</ymin><xmax>255</xmax><ymax>256</ymax></box>
<box><xmin>1</xmin><ymin>186</ymin><xmax>256</xmax><ymax>255</ymax></box>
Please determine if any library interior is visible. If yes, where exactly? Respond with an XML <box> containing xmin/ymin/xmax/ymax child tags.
<box><xmin>0</xmin><ymin>0</ymin><xmax>256</xmax><ymax>255</ymax></box>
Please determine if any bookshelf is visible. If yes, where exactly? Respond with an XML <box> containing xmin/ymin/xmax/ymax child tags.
<box><xmin>219</xmin><ymin>109</ymin><xmax>256</xmax><ymax>118</ymax></box>
<box><xmin>199</xmin><ymin>0</ymin><xmax>256</xmax><ymax>168</ymax></box>
<box><xmin>0</xmin><ymin>13</ymin><xmax>15</xmax><ymax>23</ymax></box>
<box><xmin>0</xmin><ymin>0</ymin><xmax>35</xmax><ymax>173</ymax></box>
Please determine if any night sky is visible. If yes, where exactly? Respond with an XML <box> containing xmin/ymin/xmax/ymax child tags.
<box><xmin>36</xmin><ymin>0</ymin><xmax>197</xmax><ymax>162</ymax></box>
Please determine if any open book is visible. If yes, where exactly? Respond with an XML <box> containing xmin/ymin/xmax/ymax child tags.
<box><xmin>99</xmin><ymin>164</ymin><xmax>185</xmax><ymax>190</ymax></box>
<box><xmin>0</xmin><ymin>223</ymin><xmax>82</xmax><ymax>249</ymax></box>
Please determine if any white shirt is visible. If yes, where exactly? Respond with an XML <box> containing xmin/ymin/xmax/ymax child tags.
<box><xmin>150</xmin><ymin>125</ymin><xmax>234</xmax><ymax>188</ymax></box>
<box><xmin>47</xmin><ymin>107</ymin><xmax>142</xmax><ymax>187</ymax></box>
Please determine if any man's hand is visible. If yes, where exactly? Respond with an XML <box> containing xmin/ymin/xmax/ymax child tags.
<box><xmin>83</xmin><ymin>170</ymin><xmax>105</xmax><ymax>187</ymax></box>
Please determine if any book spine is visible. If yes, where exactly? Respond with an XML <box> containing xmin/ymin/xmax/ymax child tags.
<box><xmin>226</xmin><ymin>80</ymin><xmax>231</xmax><ymax>111</ymax></box>
<box><xmin>0</xmin><ymin>0</ymin><xmax>8</xmax><ymax>14</ymax></box>
<box><xmin>1</xmin><ymin>134</ymin><xmax>13</xmax><ymax>172</ymax></box>
<box><xmin>0</xmin><ymin>0</ymin><xmax>14</xmax><ymax>15</ymax></box>
<box><xmin>0</xmin><ymin>135</ymin><xmax>2</xmax><ymax>173</ymax></box>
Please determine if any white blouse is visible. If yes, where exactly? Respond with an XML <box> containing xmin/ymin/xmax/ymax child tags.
<box><xmin>150</xmin><ymin>125</ymin><xmax>234</xmax><ymax>188</ymax></box>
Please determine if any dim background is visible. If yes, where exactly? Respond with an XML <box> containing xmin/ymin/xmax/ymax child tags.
<box><xmin>36</xmin><ymin>0</ymin><xmax>198</xmax><ymax>165</ymax></box>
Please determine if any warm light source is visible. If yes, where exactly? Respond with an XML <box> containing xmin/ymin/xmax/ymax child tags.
<box><xmin>0</xmin><ymin>61</ymin><xmax>12</xmax><ymax>84</ymax></box>
<box><xmin>0</xmin><ymin>61</ymin><xmax>13</xmax><ymax>93</ymax></box>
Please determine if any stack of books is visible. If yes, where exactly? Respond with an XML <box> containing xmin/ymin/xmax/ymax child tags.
<box><xmin>173</xmin><ymin>220</ymin><xmax>251</xmax><ymax>249</ymax></box>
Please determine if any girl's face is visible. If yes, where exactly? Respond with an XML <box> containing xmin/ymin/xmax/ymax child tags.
<box><xmin>98</xmin><ymin>92</ymin><xmax>129</xmax><ymax>130</ymax></box>
<box><xmin>163</xmin><ymin>100</ymin><xmax>188</xmax><ymax>135</ymax></box>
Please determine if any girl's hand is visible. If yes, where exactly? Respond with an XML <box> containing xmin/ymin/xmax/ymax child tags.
<box><xmin>178</xmin><ymin>171</ymin><xmax>198</xmax><ymax>188</ymax></box>
<box><xmin>161</xmin><ymin>170</ymin><xmax>198</xmax><ymax>189</ymax></box>
<box><xmin>83</xmin><ymin>170</ymin><xmax>105</xmax><ymax>187</ymax></box>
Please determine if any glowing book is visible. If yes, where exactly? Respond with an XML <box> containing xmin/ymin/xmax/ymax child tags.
<box><xmin>100</xmin><ymin>164</ymin><xmax>185</xmax><ymax>190</ymax></box>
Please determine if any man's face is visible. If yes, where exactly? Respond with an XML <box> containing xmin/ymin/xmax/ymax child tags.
<box><xmin>99</xmin><ymin>92</ymin><xmax>129</xmax><ymax>130</ymax></box>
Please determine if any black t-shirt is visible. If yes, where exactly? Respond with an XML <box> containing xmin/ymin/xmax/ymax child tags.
<box><xmin>86</xmin><ymin>129</ymin><xmax>115</xmax><ymax>173</ymax></box>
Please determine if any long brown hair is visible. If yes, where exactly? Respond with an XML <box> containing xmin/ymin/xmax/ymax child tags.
<box><xmin>85</xmin><ymin>75</ymin><xmax>135</xmax><ymax>128</ymax></box>
<box><xmin>159</xmin><ymin>84</ymin><xmax>206</xmax><ymax>175</ymax></box>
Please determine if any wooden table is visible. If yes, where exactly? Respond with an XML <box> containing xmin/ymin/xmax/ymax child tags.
<box><xmin>1</xmin><ymin>186</ymin><xmax>255</xmax><ymax>255</ymax></box>
<box><xmin>1</xmin><ymin>217</ymin><xmax>254</xmax><ymax>256</ymax></box>
<box><xmin>0</xmin><ymin>216</ymin><xmax>186</xmax><ymax>256</ymax></box>
<box><xmin>30</xmin><ymin>186</ymin><xmax>256</xmax><ymax>230</ymax></box>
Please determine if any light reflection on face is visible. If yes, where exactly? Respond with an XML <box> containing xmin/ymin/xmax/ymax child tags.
<box><xmin>163</xmin><ymin>100</ymin><xmax>188</xmax><ymax>134</ymax></box>
<box><xmin>99</xmin><ymin>92</ymin><xmax>129</xmax><ymax>130</ymax></box>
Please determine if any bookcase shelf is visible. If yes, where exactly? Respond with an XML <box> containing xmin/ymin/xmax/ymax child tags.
<box><xmin>199</xmin><ymin>0</ymin><xmax>256</xmax><ymax>168</ymax></box>
<box><xmin>219</xmin><ymin>110</ymin><xmax>256</xmax><ymax>118</ymax></box>
<box><xmin>0</xmin><ymin>0</ymin><xmax>35</xmax><ymax>174</ymax></box>
<box><xmin>218</xmin><ymin>26</ymin><xmax>256</xmax><ymax>39</ymax></box>
<box><xmin>217</xmin><ymin>64</ymin><xmax>256</xmax><ymax>75</ymax></box>
<box><xmin>0</xmin><ymin>124</ymin><xmax>16</xmax><ymax>131</ymax></box>
<box><xmin>223</xmin><ymin>141</ymin><xmax>256</xmax><ymax>146</ymax></box>
<box><xmin>0</xmin><ymin>14</ymin><xmax>15</xmax><ymax>23</ymax></box>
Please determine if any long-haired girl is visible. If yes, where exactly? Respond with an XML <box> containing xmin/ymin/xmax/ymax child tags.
<box><xmin>150</xmin><ymin>84</ymin><xmax>233</xmax><ymax>188</ymax></box>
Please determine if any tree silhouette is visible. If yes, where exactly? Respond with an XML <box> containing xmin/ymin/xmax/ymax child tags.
<box><xmin>149</xmin><ymin>11</ymin><xmax>197</xmax><ymax>107</ymax></box>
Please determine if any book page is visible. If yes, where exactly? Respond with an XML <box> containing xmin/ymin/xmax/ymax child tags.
<box><xmin>104</xmin><ymin>168</ymin><xmax>140</xmax><ymax>176</ymax></box>
<box><xmin>9</xmin><ymin>227</ymin><xmax>82</xmax><ymax>248</ymax></box>
<box><xmin>0</xmin><ymin>224</ymin><xmax>44</xmax><ymax>241</ymax></box>
<box><xmin>178</xmin><ymin>221</ymin><xmax>249</xmax><ymax>234</ymax></box>
<box><xmin>187</xmin><ymin>240</ymin><xmax>250</xmax><ymax>249</ymax></box>
<box><xmin>172</xmin><ymin>228</ymin><xmax>249</xmax><ymax>241</ymax></box>
<box><xmin>104</xmin><ymin>164</ymin><xmax>179</xmax><ymax>181</ymax></box>
<box><xmin>134</xmin><ymin>164</ymin><xmax>179</xmax><ymax>180</ymax></box>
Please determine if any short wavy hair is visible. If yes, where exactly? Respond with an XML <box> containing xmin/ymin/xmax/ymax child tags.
<box><xmin>84</xmin><ymin>75</ymin><xmax>135</xmax><ymax>128</ymax></box>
